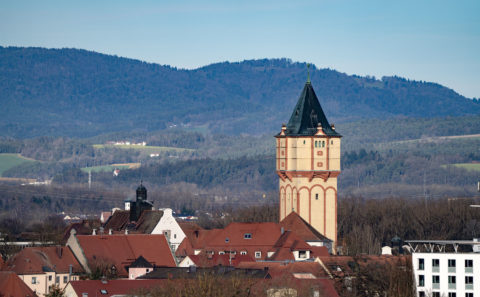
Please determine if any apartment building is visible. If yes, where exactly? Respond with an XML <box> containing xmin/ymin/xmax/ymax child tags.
<box><xmin>409</xmin><ymin>240</ymin><xmax>480</xmax><ymax>297</ymax></box>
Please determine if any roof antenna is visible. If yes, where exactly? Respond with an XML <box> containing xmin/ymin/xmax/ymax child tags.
<box><xmin>306</xmin><ymin>63</ymin><xmax>311</xmax><ymax>84</ymax></box>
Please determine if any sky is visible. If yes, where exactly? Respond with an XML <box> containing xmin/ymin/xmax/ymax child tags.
<box><xmin>1</xmin><ymin>0</ymin><xmax>479</xmax><ymax>98</ymax></box>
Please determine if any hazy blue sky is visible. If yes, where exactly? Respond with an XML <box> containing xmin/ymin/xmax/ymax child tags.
<box><xmin>1</xmin><ymin>0</ymin><xmax>479</xmax><ymax>97</ymax></box>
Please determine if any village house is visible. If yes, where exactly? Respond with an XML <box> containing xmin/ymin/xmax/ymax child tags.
<box><xmin>64</xmin><ymin>279</ymin><xmax>164</xmax><ymax>297</ymax></box>
<box><xmin>66</xmin><ymin>231</ymin><xmax>176</xmax><ymax>278</ymax></box>
<box><xmin>3</xmin><ymin>246</ymin><xmax>84</xmax><ymax>296</ymax></box>
<box><xmin>0</xmin><ymin>271</ymin><xmax>38</xmax><ymax>297</ymax></box>
<box><xmin>175</xmin><ymin>222</ymin><xmax>315</xmax><ymax>264</ymax></box>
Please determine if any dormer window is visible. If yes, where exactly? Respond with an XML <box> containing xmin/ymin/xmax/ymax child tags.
<box><xmin>225</xmin><ymin>237</ymin><xmax>229</xmax><ymax>243</ymax></box>
<box><xmin>244</xmin><ymin>233</ymin><xmax>252</xmax><ymax>239</ymax></box>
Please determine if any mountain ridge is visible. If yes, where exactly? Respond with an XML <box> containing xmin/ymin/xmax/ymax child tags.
<box><xmin>1</xmin><ymin>46</ymin><xmax>479</xmax><ymax>138</ymax></box>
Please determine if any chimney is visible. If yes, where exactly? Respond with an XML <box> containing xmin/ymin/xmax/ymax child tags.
<box><xmin>125</xmin><ymin>229</ymin><xmax>129</xmax><ymax>235</ymax></box>
<box><xmin>281</xmin><ymin>227</ymin><xmax>284</xmax><ymax>235</ymax></box>
<box><xmin>331</xmin><ymin>123</ymin><xmax>335</xmax><ymax>130</ymax></box>
<box><xmin>194</xmin><ymin>230</ymin><xmax>199</xmax><ymax>238</ymax></box>
<box><xmin>92</xmin><ymin>228</ymin><xmax>97</xmax><ymax>235</ymax></box>
<box><xmin>109</xmin><ymin>229</ymin><xmax>112</xmax><ymax>235</ymax></box>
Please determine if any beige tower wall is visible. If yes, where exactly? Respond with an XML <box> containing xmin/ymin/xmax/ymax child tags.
<box><xmin>277</xmin><ymin>134</ymin><xmax>341</xmax><ymax>245</ymax></box>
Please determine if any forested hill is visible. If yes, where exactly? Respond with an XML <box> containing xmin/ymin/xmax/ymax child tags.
<box><xmin>1</xmin><ymin>46</ymin><xmax>479</xmax><ymax>138</ymax></box>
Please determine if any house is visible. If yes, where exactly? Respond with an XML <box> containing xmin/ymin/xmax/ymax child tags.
<box><xmin>238</xmin><ymin>260</ymin><xmax>340</xmax><ymax>297</ymax></box>
<box><xmin>175</xmin><ymin>222</ymin><xmax>314</xmax><ymax>264</ymax></box>
<box><xmin>64</xmin><ymin>279</ymin><xmax>165</xmax><ymax>297</ymax></box>
<box><xmin>280</xmin><ymin>212</ymin><xmax>333</xmax><ymax>253</ymax></box>
<box><xmin>104</xmin><ymin>184</ymin><xmax>187</xmax><ymax>251</ymax></box>
<box><xmin>66</xmin><ymin>232</ymin><xmax>176</xmax><ymax>278</ymax></box>
<box><xmin>4</xmin><ymin>246</ymin><xmax>84</xmax><ymax>296</ymax></box>
<box><xmin>408</xmin><ymin>239</ymin><xmax>480</xmax><ymax>297</ymax></box>
<box><xmin>127</xmin><ymin>256</ymin><xmax>154</xmax><ymax>279</ymax></box>
<box><xmin>104</xmin><ymin>208</ymin><xmax>186</xmax><ymax>251</ymax></box>
<box><xmin>0</xmin><ymin>271</ymin><xmax>38</xmax><ymax>297</ymax></box>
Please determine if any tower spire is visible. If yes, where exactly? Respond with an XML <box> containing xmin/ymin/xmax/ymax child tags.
<box><xmin>306</xmin><ymin>63</ymin><xmax>311</xmax><ymax>84</ymax></box>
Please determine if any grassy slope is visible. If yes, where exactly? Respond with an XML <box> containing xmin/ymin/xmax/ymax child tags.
<box><xmin>0</xmin><ymin>153</ymin><xmax>36</xmax><ymax>176</ymax></box>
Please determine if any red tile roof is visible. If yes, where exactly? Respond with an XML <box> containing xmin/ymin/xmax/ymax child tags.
<box><xmin>310</xmin><ymin>246</ymin><xmax>330</xmax><ymax>257</ymax></box>
<box><xmin>238</xmin><ymin>261</ymin><xmax>339</xmax><ymax>297</ymax></box>
<box><xmin>6</xmin><ymin>246</ymin><xmax>83</xmax><ymax>275</ymax></box>
<box><xmin>75</xmin><ymin>234</ymin><xmax>176</xmax><ymax>277</ymax></box>
<box><xmin>280</xmin><ymin>212</ymin><xmax>332</xmax><ymax>242</ymax></box>
<box><xmin>68</xmin><ymin>279</ymin><xmax>165</xmax><ymax>297</ymax></box>
<box><xmin>0</xmin><ymin>271</ymin><xmax>37</xmax><ymax>297</ymax></box>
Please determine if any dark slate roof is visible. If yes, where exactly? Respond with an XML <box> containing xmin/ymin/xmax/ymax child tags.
<box><xmin>129</xmin><ymin>255</ymin><xmax>154</xmax><ymax>268</ymax></box>
<box><xmin>103</xmin><ymin>210</ymin><xmax>163</xmax><ymax>234</ymax></box>
<box><xmin>139</xmin><ymin>266</ymin><xmax>269</xmax><ymax>279</ymax></box>
<box><xmin>104</xmin><ymin>211</ymin><xmax>130</xmax><ymax>231</ymax></box>
<box><xmin>280</xmin><ymin>82</ymin><xmax>340</xmax><ymax>137</ymax></box>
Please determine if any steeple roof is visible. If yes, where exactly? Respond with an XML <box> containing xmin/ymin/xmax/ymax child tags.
<box><xmin>282</xmin><ymin>82</ymin><xmax>340</xmax><ymax>137</ymax></box>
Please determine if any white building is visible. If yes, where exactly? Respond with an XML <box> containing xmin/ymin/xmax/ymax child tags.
<box><xmin>408</xmin><ymin>239</ymin><xmax>480</xmax><ymax>297</ymax></box>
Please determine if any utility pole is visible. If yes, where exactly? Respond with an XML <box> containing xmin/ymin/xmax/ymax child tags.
<box><xmin>88</xmin><ymin>170</ymin><xmax>91</xmax><ymax>190</ymax></box>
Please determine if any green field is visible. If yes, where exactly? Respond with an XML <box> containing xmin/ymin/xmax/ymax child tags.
<box><xmin>448</xmin><ymin>163</ymin><xmax>480</xmax><ymax>172</ymax></box>
<box><xmin>93</xmin><ymin>144</ymin><xmax>193</xmax><ymax>153</ymax></box>
<box><xmin>0</xmin><ymin>153</ymin><xmax>36</xmax><ymax>176</ymax></box>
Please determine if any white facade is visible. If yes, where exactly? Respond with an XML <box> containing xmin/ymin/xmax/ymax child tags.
<box><xmin>151</xmin><ymin>208</ymin><xmax>186</xmax><ymax>251</ymax></box>
<box><xmin>412</xmin><ymin>252</ymin><xmax>480</xmax><ymax>297</ymax></box>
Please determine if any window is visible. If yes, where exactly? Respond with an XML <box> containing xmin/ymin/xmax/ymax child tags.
<box><xmin>465</xmin><ymin>276</ymin><xmax>473</xmax><ymax>284</ymax></box>
<box><xmin>303</xmin><ymin>140</ymin><xmax>306</xmax><ymax>145</ymax></box>
<box><xmin>56</xmin><ymin>276</ymin><xmax>59</xmax><ymax>284</ymax></box>
<box><xmin>82</xmin><ymin>293</ymin><xmax>88</xmax><ymax>297</ymax></box>
<box><xmin>244</xmin><ymin>233</ymin><xmax>252</xmax><ymax>239</ymax></box>
<box><xmin>219</xmin><ymin>251</ymin><xmax>225</xmax><ymax>255</ymax></box>
<box><xmin>418</xmin><ymin>292</ymin><xmax>425</xmax><ymax>297</ymax></box>
<box><xmin>448</xmin><ymin>259</ymin><xmax>456</xmax><ymax>267</ymax></box>
<box><xmin>448</xmin><ymin>293</ymin><xmax>456</xmax><ymax>297</ymax></box>
<box><xmin>465</xmin><ymin>259</ymin><xmax>473</xmax><ymax>268</ymax></box>
<box><xmin>432</xmin><ymin>259</ymin><xmax>440</xmax><ymax>267</ymax></box>
<box><xmin>146</xmin><ymin>268</ymin><xmax>150</xmax><ymax>272</ymax></box>
<box><xmin>449</xmin><ymin>276</ymin><xmax>456</xmax><ymax>284</ymax></box>
<box><xmin>418</xmin><ymin>275</ymin><xmax>425</xmax><ymax>287</ymax></box>
<box><xmin>240</xmin><ymin>251</ymin><xmax>247</xmax><ymax>255</ymax></box>
<box><xmin>315</xmin><ymin>194</ymin><xmax>319</xmax><ymax>200</ymax></box>
<box><xmin>63</xmin><ymin>276</ymin><xmax>68</xmax><ymax>283</ymax></box>
<box><xmin>322</xmin><ymin>141</ymin><xmax>325</xmax><ymax>147</ymax></box>
<box><xmin>225</xmin><ymin>237</ymin><xmax>229</xmax><ymax>243</ymax></box>
<box><xmin>100</xmin><ymin>289</ymin><xmax>108</xmax><ymax>295</ymax></box>
<box><xmin>298</xmin><ymin>251</ymin><xmax>307</xmax><ymax>259</ymax></box>
<box><xmin>31</xmin><ymin>277</ymin><xmax>37</xmax><ymax>284</ymax></box>
<box><xmin>432</xmin><ymin>293</ymin><xmax>440</xmax><ymax>297</ymax></box>
<box><xmin>255</xmin><ymin>251</ymin><xmax>261</xmax><ymax>259</ymax></box>
<box><xmin>465</xmin><ymin>293</ymin><xmax>473</xmax><ymax>297</ymax></box>
<box><xmin>174</xmin><ymin>234</ymin><xmax>177</xmax><ymax>239</ymax></box>
<box><xmin>49</xmin><ymin>275</ymin><xmax>52</xmax><ymax>281</ymax></box>
<box><xmin>315</xmin><ymin>141</ymin><xmax>318</xmax><ymax>147</ymax></box>
<box><xmin>418</xmin><ymin>258</ymin><xmax>424</xmax><ymax>270</ymax></box>
<box><xmin>432</xmin><ymin>275</ymin><xmax>440</xmax><ymax>284</ymax></box>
